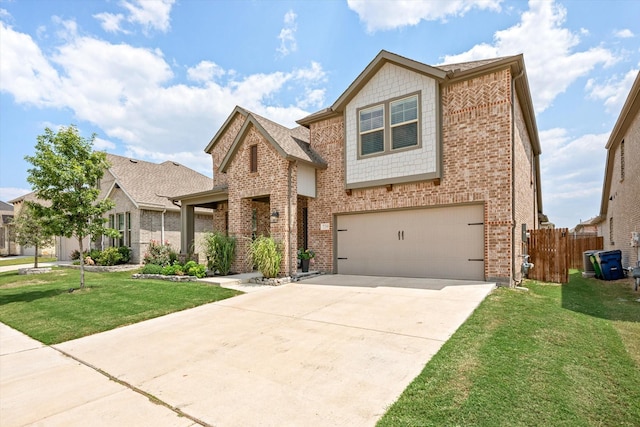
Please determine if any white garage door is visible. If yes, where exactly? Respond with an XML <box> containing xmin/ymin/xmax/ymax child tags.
<box><xmin>336</xmin><ymin>204</ymin><xmax>484</xmax><ymax>280</ymax></box>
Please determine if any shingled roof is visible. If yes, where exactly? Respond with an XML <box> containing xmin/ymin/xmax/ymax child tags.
<box><xmin>207</xmin><ymin>106</ymin><xmax>327</xmax><ymax>173</ymax></box>
<box><xmin>104</xmin><ymin>153</ymin><xmax>213</xmax><ymax>211</ymax></box>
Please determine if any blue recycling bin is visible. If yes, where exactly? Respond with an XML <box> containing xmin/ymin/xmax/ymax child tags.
<box><xmin>596</xmin><ymin>250</ymin><xmax>624</xmax><ymax>280</ymax></box>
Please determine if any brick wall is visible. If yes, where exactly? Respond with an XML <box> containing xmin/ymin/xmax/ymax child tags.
<box><xmin>225</xmin><ymin>124</ymin><xmax>298</xmax><ymax>275</ymax></box>
<box><xmin>307</xmin><ymin>68</ymin><xmax>521</xmax><ymax>282</ymax></box>
<box><xmin>513</xmin><ymin>90</ymin><xmax>538</xmax><ymax>276</ymax></box>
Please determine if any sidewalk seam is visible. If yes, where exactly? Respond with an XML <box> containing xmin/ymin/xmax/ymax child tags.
<box><xmin>52</xmin><ymin>345</ymin><xmax>211</xmax><ymax>427</ymax></box>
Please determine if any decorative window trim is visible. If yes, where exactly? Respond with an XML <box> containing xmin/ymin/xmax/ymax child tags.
<box><xmin>356</xmin><ymin>92</ymin><xmax>422</xmax><ymax>159</ymax></box>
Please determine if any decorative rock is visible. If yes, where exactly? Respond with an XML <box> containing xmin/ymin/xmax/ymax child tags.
<box><xmin>249</xmin><ymin>276</ymin><xmax>292</xmax><ymax>286</ymax></box>
<box><xmin>131</xmin><ymin>273</ymin><xmax>197</xmax><ymax>282</ymax></box>
<box><xmin>18</xmin><ymin>267</ymin><xmax>52</xmax><ymax>275</ymax></box>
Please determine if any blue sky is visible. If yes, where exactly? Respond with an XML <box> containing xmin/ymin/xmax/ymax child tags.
<box><xmin>1</xmin><ymin>0</ymin><xmax>638</xmax><ymax>228</ymax></box>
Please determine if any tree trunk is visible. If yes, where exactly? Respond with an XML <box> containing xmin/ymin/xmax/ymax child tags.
<box><xmin>78</xmin><ymin>237</ymin><xmax>85</xmax><ymax>289</ymax></box>
<box><xmin>34</xmin><ymin>243</ymin><xmax>39</xmax><ymax>268</ymax></box>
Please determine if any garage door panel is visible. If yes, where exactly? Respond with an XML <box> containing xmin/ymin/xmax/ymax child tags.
<box><xmin>336</xmin><ymin>205</ymin><xmax>484</xmax><ymax>280</ymax></box>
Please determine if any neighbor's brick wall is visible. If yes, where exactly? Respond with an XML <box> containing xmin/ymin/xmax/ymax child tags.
<box><xmin>308</xmin><ymin>68</ymin><xmax>518</xmax><ymax>282</ymax></box>
<box><xmin>601</xmin><ymin>110</ymin><xmax>640</xmax><ymax>267</ymax></box>
<box><xmin>225</xmin><ymin>124</ymin><xmax>298</xmax><ymax>275</ymax></box>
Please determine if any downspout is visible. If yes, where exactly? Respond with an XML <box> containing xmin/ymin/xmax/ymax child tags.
<box><xmin>511</xmin><ymin>68</ymin><xmax>525</xmax><ymax>286</ymax></box>
<box><xmin>288</xmin><ymin>161</ymin><xmax>294</xmax><ymax>276</ymax></box>
<box><xmin>161</xmin><ymin>209</ymin><xmax>166</xmax><ymax>244</ymax></box>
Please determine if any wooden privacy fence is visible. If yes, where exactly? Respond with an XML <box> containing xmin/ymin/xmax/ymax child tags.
<box><xmin>568</xmin><ymin>235</ymin><xmax>603</xmax><ymax>269</ymax></box>
<box><xmin>527</xmin><ymin>228</ymin><xmax>569</xmax><ymax>283</ymax></box>
<box><xmin>526</xmin><ymin>230</ymin><xmax>604</xmax><ymax>283</ymax></box>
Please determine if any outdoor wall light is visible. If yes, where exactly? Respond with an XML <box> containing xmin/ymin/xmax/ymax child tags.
<box><xmin>271</xmin><ymin>210</ymin><xmax>279</xmax><ymax>218</ymax></box>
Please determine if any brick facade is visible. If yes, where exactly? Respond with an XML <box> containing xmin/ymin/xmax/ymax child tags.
<box><xmin>201</xmin><ymin>52</ymin><xmax>542</xmax><ymax>283</ymax></box>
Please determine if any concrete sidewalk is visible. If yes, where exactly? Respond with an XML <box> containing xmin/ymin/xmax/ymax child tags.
<box><xmin>1</xmin><ymin>275</ymin><xmax>495</xmax><ymax>426</ymax></box>
<box><xmin>0</xmin><ymin>324</ymin><xmax>196</xmax><ymax>426</ymax></box>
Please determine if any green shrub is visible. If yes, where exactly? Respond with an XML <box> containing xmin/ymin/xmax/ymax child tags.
<box><xmin>141</xmin><ymin>264</ymin><xmax>163</xmax><ymax>274</ymax></box>
<box><xmin>96</xmin><ymin>247</ymin><xmax>123</xmax><ymax>266</ymax></box>
<box><xmin>184</xmin><ymin>260</ymin><xmax>206</xmax><ymax>278</ymax></box>
<box><xmin>117</xmin><ymin>246</ymin><xmax>131</xmax><ymax>263</ymax></box>
<box><xmin>249</xmin><ymin>236</ymin><xmax>282</xmax><ymax>278</ymax></box>
<box><xmin>203</xmin><ymin>232</ymin><xmax>236</xmax><ymax>276</ymax></box>
<box><xmin>88</xmin><ymin>249</ymin><xmax>102</xmax><ymax>262</ymax></box>
<box><xmin>143</xmin><ymin>240</ymin><xmax>177</xmax><ymax>266</ymax></box>
<box><xmin>161</xmin><ymin>265</ymin><xmax>176</xmax><ymax>275</ymax></box>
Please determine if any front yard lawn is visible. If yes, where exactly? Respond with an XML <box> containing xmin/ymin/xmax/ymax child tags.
<box><xmin>379</xmin><ymin>270</ymin><xmax>640</xmax><ymax>426</ymax></box>
<box><xmin>0</xmin><ymin>268</ymin><xmax>241</xmax><ymax>344</ymax></box>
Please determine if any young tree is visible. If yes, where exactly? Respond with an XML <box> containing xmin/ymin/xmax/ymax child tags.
<box><xmin>11</xmin><ymin>205</ymin><xmax>55</xmax><ymax>268</ymax></box>
<box><xmin>25</xmin><ymin>125</ymin><xmax>117</xmax><ymax>289</ymax></box>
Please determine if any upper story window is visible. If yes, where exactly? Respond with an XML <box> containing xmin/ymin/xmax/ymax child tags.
<box><xmin>391</xmin><ymin>96</ymin><xmax>418</xmax><ymax>149</ymax></box>
<box><xmin>358</xmin><ymin>93</ymin><xmax>420</xmax><ymax>157</ymax></box>
<box><xmin>359</xmin><ymin>105</ymin><xmax>384</xmax><ymax>155</ymax></box>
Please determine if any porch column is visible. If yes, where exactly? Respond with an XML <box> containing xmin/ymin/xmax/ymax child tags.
<box><xmin>180</xmin><ymin>203</ymin><xmax>195</xmax><ymax>253</ymax></box>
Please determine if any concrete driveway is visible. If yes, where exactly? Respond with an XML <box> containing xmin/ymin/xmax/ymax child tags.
<box><xmin>2</xmin><ymin>275</ymin><xmax>494</xmax><ymax>426</ymax></box>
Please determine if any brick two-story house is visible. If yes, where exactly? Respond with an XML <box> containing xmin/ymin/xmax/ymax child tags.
<box><xmin>176</xmin><ymin>50</ymin><xmax>543</xmax><ymax>284</ymax></box>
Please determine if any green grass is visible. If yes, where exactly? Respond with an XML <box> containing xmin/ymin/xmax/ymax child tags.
<box><xmin>0</xmin><ymin>257</ymin><xmax>57</xmax><ymax>267</ymax></box>
<box><xmin>378</xmin><ymin>270</ymin><xmax>640</xmax><ymax>426</ymax></box>
<box><xmin>0</xmin><ymin>268</ymin><xmax>241</xmax><ymax>344</ymax></box>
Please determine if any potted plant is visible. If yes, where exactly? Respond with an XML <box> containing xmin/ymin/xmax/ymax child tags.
<box><xmin>297</xmin><ymin>248</ymin><xmax>315</xmax><ymax>272</ymax></box>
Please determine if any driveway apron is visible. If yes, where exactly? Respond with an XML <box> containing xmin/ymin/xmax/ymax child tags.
<box><xmin>46</xmin><ymin>275</ymin><xmax>494</xmax><ymax>426</ymax></box>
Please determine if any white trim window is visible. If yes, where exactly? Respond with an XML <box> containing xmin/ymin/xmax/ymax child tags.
<box><xmin>359</xmin><ymin>105</ymin><xmax>384</xmax><ymax>156</ymax></box>
<box><xmin>117</xmin><ymin>213</ymin><xmax>125</xmax><ymax>247</ymax></box>
<box><xmin>358</xmin><ymin>93</ymin><xmax>420</xmax><ymax>157</ymax></box>
<box><xmin>390</xmin><ymin>95</ymin><xmax>418</xmax><ymax>150</ymax></box>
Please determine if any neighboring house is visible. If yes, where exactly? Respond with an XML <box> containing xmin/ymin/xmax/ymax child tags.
<box><xmin>596</xmin><ymin>71</ymin><xmax>640</xmax><ymax>268</ymax></box>
<box><xmin>12</xmin><ymin>154</ymin><xmax>215</xmax><ymax>263</ymax></box>
<box><xmin>0</xmin><ymin>201</ymin><xmax>16</xmax><ymax>256</ymax></box>
<box><xmin>571</xmin><ymin>217</ymin><xmax>599</xmax><ymax>236</ymax></box>
<box><xmin>8</xmin><ymin>194</ymin><xmax>56</xmax><ymax>257</ymax></box>
<box><xmin>92</xmin><ymin>153</ymin><xmax>215</xmax><ymax>263</ymax></box>
<box><xmin>176</xmin><ymin>50</ymin><xmax>544</xmax><ymax>284</ymax></box>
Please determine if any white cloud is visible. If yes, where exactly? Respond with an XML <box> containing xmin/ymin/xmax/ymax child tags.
<box><xmin>93</xmin><ymin>12</ymin><xmax>127</xmax><ymax>34</ymax></box>
<box><xmin>0</xmin><ymin>21</ymin><xmax>326</xmax><ymax>171</ymax></box>
<box><xmin>0</xmin><ymin>187</ymin><xmax>32</xmax><ymax>203</ymax></box>
<box><xmin>123</xmin><ymin>0</ymin><xmax>175</xmax><ymax>33</ymax></box>
<box><xmin>441</xmin><ymin>0</ymin><xmax>618</xmax><ymax>113</ymax></box>
<box><xmin>94</xmin><ymin>137</ymin><xmax>117</xmax><ymax>151</ymax></box>
<box><xmin>0</xmin><ymin>21</ymin><xmax>62</xmax><ymax>106</ymax></box>
<box><xmin>187</xmin><ymin>61</ymin><xmax>225</xmax><ymax>83</ymax></box>
<box><xmin>277</xmin><ymin>10</ymin><xmax>297</xmax><ymax>56</ymax></box>
<box><xmin>347</xmin><ymin>0</ymin><xmax>502</xmax><ymax>33</ymax></box>
<box><xmin>539</xmin><ymin>129</ymin><xmax>607</xmax><ymax>225</ymax></box>
<box><xmin>614</xmin><ymin>28</ymin><xmax>634</xmax><ymax>38</ymax></box>
<box><xmin>93</xmin><ymin>0</ymin><xmax>175</xmax><ymax>34</ymax></box>
<box><xmin>586</xmin><ymin>69</ymin><xmax>640</xmax><ymax>113</ymax></box>
<box><xmin>51</xmin><ymin>16</ymin><xmax>78</xmax><ymax>40</ymax></box>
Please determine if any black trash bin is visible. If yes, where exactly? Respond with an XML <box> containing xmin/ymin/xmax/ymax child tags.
<box><xmin>596</xmin><ymin>250</ymin><xmax>624</xmax><ymax>280</ymax></box>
